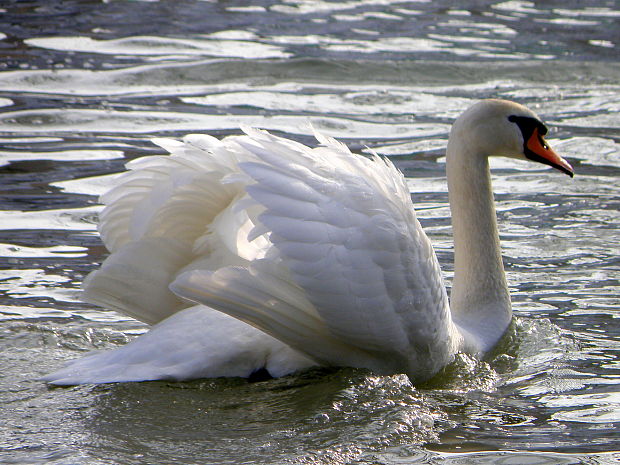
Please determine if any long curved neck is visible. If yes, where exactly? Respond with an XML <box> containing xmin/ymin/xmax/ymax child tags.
<box><xmin>446</xmin><ymin>136</ymin><xmax>512</xmax><ymax>353</ymax></box>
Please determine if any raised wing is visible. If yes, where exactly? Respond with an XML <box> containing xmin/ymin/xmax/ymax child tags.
<box><xmin>172</xmin><ymin>129</ymin><xmax>455</xmax><ymax>379</ymax></box>
<box><xmin>84</xmin><ymin>134</ymin><xmax>256</xmax><ymax>325</ymax></box>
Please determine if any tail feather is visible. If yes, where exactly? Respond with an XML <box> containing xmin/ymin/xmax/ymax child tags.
<box><xmin>42</xmin><ymin>306</ymin><xmax>315</xmax><ymax>385</ymax></box>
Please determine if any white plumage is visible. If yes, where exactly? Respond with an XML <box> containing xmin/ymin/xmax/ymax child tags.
<box><xmin>43</xmin><ymin>99</ymin><xmax>573</xmax><ymax>385</ymax></box>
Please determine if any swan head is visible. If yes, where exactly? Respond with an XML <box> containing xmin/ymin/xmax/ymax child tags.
<box><xmin>450</xmin><ymin>99</ymin><xmax>574</xmax><ymax>177</ymax></box>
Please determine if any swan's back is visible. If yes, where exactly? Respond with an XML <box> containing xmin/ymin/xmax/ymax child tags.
<box><xmin>83</xmin><ymin>128</ymin><xmax>458</xmax><ymax>382</ymax></box>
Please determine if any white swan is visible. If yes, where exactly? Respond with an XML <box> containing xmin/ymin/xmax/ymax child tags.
<box><xmin>43</xmin><ymin>99</ymin><xmax>573</xmax><ymax>385</ymax></box>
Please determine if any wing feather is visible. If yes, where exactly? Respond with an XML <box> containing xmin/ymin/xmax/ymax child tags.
<box><xmin>168</xmin><ymin>129</ymin><xmax>455</xmax><ymax>377</ymax></box>
<box><xmin>236</xmin><ymin>130</ymin><xmax>454</xmax><ymax>376</ymax></box>
<box><xmin>82</xmin><ymin>127</ymin><xmax>455</xmax><ymax>380</ymax></box>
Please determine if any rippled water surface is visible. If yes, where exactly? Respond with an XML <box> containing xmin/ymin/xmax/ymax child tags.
<box><xmin>1</xmin><ymin>1</ymin><xmax>619</xmax><ymax>464</ymax></box>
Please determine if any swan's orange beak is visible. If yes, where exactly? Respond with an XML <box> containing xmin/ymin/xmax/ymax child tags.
<box><xmin>526</xmin><ymin>128</ymin><xmax>574</xmax><ymax>177</ymax></box>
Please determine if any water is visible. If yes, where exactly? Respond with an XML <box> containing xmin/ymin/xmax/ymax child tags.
<box><xmin>0</xmin><ymin>0</ymin><xmax>618</xmax><ymax>463</ymax></box>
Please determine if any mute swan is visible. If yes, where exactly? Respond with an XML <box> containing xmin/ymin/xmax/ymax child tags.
<box><xmin>43</xmin><ymin>99</ymin><xmax>573</xmax><ymax>385</ymax></box>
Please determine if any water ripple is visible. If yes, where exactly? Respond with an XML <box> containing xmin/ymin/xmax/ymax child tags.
<box><xmin>0</xmin><ymin>0</ymin><xmax>618</xmax><ymax>463</ymax></box>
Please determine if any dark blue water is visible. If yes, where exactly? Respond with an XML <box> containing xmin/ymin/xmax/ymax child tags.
<box><xmin>1</xmin><ymin>1</ymin><xmax>619</xmax><ymax>464</ymax></box>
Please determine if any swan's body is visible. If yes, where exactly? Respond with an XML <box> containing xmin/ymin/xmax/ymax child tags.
<box><xmin>43</xmin><ymin>99</ymin><xmax>573</xmax><ymax>385</ymax></box>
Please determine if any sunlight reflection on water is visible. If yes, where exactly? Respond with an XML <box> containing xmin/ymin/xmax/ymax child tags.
<box><xmin>0</xmin><ymin>0</ymin><xmax>618</xmax><ymax>464</ymax></box>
